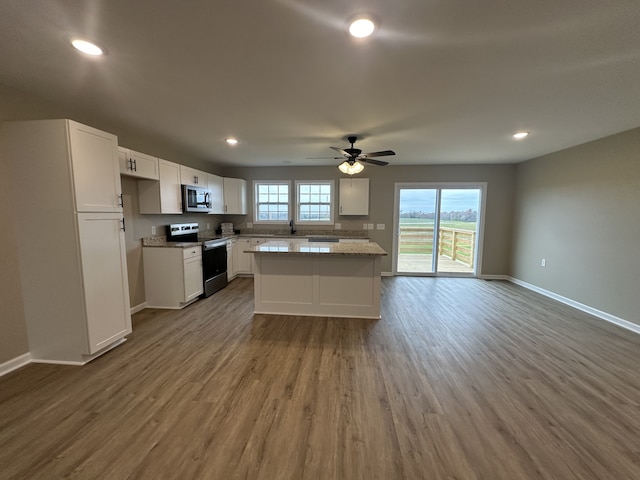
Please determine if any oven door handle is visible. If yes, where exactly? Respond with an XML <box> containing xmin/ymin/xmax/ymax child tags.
<box><xmin>203</xmin><ymin>243</ymin><xmax>226</xmax><ymax>251</ymax></box>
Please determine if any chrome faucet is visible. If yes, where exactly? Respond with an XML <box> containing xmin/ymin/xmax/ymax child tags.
<box><xmin>289</xmin><ymin>219</ymin><xmax>296</xmax><ymax>234</ymax></box>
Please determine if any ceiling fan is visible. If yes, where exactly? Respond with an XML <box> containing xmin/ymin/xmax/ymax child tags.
<box><xmin>310</xmin><ymin>136</ymin><xmax>396</xmax><ymax>174</ymax></box>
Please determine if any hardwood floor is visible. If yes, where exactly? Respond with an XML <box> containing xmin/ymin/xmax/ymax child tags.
<box><xmin>1</xmin><ymin>277</ymin><xmax>639</xmax><ymax>479</ymax></box>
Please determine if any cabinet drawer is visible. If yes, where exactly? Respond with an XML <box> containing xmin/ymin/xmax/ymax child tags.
<box><xmin>183</xmin><ymin>247</ymin><xmax>202</xmax><ymax>260</ymax></box>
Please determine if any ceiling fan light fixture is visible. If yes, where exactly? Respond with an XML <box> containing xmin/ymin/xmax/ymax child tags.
<box><xmin>225</xmin><ymin>137</ymin><xmax>238</xmax><ymax>145</ymax></box>
<box><xmin>71</xmin><ymin>38</ymin><xmax>104</xmax><ymax>56</ymax></box>
<box><xmin>338</xmin><ymin>160</ymin><xmax>364</xmax><ymax>175</ymax></box>
<box><xmin>349</xmin><ymin>18</ymin><xmax>375</xmax><ymax>38</ymax></box>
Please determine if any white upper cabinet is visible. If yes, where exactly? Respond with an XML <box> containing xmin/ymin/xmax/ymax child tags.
<box><xmin>69</xmin><ymin>121</ymin><xmax>123</xmax><ymax>213</ymax></box>
<box><xmin>208</xmin><ymin>173</ymin><xmax>225</xmax><ymax>214</ymax></box>
<box><xmin>180</xmin><ymin>165</ymin><xmax>208</xmax><ymax>186</ymax></box>
<box><xmin>118</xmin><ymin>147</ymin><xmax>159</xmax><ymax>180</ymax></box>
<box><xmin>339</xmin><ymin>178</ymin><xmax>369</xmax><ymax>216</ymax></box>
<box><xmin>138</xmin><ymin>159</ymin><xmax>183</xmax><ymax>214</ymax></box>
<box><xmin>223</xmin><ymin>177</ymin><xmax>248</xmax><ymax>215</ymax></box>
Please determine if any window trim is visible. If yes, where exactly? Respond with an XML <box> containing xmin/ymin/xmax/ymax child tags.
<box><xmin>253</xmin><ymin>180</ymin><xmax>291</xmax><ymax>224</ymax></box>
<box><xmin>295</xmin><ymin>180</ymin><xmax>335</xmax><ymax>225</ymax></box>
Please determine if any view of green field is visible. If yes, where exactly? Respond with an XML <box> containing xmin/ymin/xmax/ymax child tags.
<box><xmin>398</xmin><ymin>217</ymin><xmax>477</xmax><ymax>255</ymax></box>
<box><xmin>399</xmin><ymin>217</ymin><xmax>477</xmax><ymax>231</ymax></box>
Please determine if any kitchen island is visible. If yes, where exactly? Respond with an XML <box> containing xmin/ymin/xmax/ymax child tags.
<box><xmin>245</xmin><ymin>240</ymin><xmax>387</xmax><ymax>319</ymax></box>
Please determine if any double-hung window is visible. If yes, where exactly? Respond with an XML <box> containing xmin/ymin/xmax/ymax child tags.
<box><xmin>254</xmin><ymin>181</ymin><xmax>291</xmax><ymax>224</ymax></box>
<box><xmin>295</xmin><ymin>180</ymin><xmax>334</xmax><ymax>225</ymax></box>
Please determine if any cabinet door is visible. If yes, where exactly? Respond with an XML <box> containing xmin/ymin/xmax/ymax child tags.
<box><xmin>69</xmin><ymin>121</ymin><xmax>122</xmax><ymax>213</ymax></box>
<box><xmin>159</xmin><ymin>160</ymin><xmax>183</xmax><ymax>213</ymax></box>
<box><xmin>184</xmin><ymin>255</ymin><xmax>204</xmax><ymax>302</ymax></box>
<box><xmin>118</xmin><ymin>147</ymin><xmax>132</xmax><ymax>175</ymax></box>
<box><xmin>234</xmin><ymin>238</ymin><xmax>252</xmax><ymax>273</ymax></box>
<box><xmin>223</xmin><ymin>177</ymin><xmax>248</xmax><ymax>214</ymax></box>
<box><xmin>339</xmin><ymin>178</ymin><xmax>369</xmax><ymax>215</ymax></box>
<box><xmin>77</xmin><ymin>213</ymin><xmax>132</xmax><ymax>354</ymax></box>
<box><xmin>226</xmin><ymin>242</ymin><xmax>236</xmax><ymax>280</ymax></box>
<box><xmin>118</xmin><ymin>147</ymin><xmax>160</xmax><ymax>180</ymax></box>
<box><xmin>180</xmin><ymin>165</ymin><xmax>206</xmax><ymax>186</ymax></box>
<box><xmin>208</xmin><ymin>173</ymin><xmax>224</xmax><ymax>214</ymax></box>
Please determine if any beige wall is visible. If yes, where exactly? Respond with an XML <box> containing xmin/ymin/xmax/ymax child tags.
<box><xmin>0</xmin><ymin>136</ymin><xmax>29</xmax><ymax>363</ymax></box>
<box><xmin>512</xmin><ymin>127</ymin><xmax>640</xmax><ymax>326</ymax></box>
<box><xmin>221</xmin><ymin>164</ymin><xmax>517</xmax><ymax>275</ymax></box>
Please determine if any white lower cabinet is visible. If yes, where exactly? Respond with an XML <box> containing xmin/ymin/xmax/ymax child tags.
<box><xmin>226</xmin><ymin>238</ymin><xmax>237</xmax><ymax>280</ymax></box>
<box><xmin>234</xmin><ymin>238</ymin><xmax>252</xmax><ymax>274</ymax></box>
<box><xmin>78</xmin><ymin>213</ymin><xmax>133</xmax><ymax>354</ymax></box>
<box><xmin>143</xmin><ymin>246</ymin><xmax>203</xmax><ymax>308</ymax></box>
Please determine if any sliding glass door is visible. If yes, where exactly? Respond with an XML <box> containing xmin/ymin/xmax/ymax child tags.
<box><xmin>394</xmin><ymin>184</ymin><xmax>484</xmax><ymax>276</ymax></box>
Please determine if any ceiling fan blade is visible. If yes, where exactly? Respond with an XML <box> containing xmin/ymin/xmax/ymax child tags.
<box><xmin>306</xmin><ymin>156</ymin><xmax>344</xmax><ymax>160</ymax></box>
<box><xmin>330</xmin><ymin>146</ymin><xmax>350</xmax><ymax>157</ymax></box>
<box><xmin>360</xmin><ymin>158</ymin><xmax>389</xmax><ymax>166</ymax></box>
<box><xmin>360</xmin><ymin>150</ymin><xmax>396</xmax><ymax>158</ymax></box>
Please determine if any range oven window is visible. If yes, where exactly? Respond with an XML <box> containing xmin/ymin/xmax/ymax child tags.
<box><xmin>203</xmin><ymin>243</ymin><xmax>227</xmax><ymax>278</ymax></box>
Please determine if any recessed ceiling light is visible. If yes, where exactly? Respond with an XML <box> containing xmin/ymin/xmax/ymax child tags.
<box><xmin>225</xmin><ymin>138</ymin><xmax>238</xmax><ymax>145</ymax></box>
<box><xmin>71</xmin><ymin>39</ymin><xmax>104</xmax><ymax>56</ymax></box>
<box><xmin>512</xmin><ymin>131</ymin><xmax>529</xmax><ymax>140</ymax></box>
<box><xmin>349</xmin><ymin>18</ymin><xmax>375</xmax><ymax>38</ymax></box>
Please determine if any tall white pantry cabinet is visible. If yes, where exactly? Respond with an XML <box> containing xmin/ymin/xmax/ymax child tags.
<box><xmin>3</xmin><ymin>119</ymin><xmax>132</xmax><ymax>364</ymax></box>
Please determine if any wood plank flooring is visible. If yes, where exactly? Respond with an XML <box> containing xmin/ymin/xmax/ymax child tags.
<box><xmin>1</xmin><ymin>277</ymin><xmax>639</xmax><ymax>479</ymax></box>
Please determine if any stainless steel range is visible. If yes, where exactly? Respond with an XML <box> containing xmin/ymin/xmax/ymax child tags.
<box><xmin>167</xmin><ymin>223</ymin><xmax>228</xmax><ymax>298</ymax></box>
<box><xmin>202</xmin><ymin>237</ymin><xmax>228</xmax><ymax>297</ymax></box>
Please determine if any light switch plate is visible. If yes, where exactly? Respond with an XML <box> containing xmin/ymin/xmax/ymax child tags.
<box><xmin>334</xmin><ymin>223</ymin><xmax>342</xmax><ymax>229</ymax></box>
<box><xmin>367</xmin><ymin>223</ymin><xmax>374</xmax><ymax>230</ymax></box>
<box><xmin>247</xmin><ymin>222</ymin><xmax>253</xmax><ymax>228</ymax></box>
<box><xmin>363</xmin><ymin>223</ymin><xmax>369</xmax><ymax>230</ymax></box>
<box><xmin>151</xmin><ymin>225</ymin><xmax>156</xmax><ymax>235</ymax></box>
<box><xmin>376</xmin><ymin>224</ymin><xmax>385</xmax><ymax>230</ymax></box>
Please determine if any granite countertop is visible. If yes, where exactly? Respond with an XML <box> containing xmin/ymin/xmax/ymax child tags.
<box><xmin>142</xmin><ymin>240</ymin><xmax>203</xmax><ymax>248</ymax></box>
<box><xmin>236</xmin><ymin>229</ymin><xmax>369</xmax><ymax>239</ymax></box>
<box><xmin>245</xmin><ymin>240</ymin><xmax>387</xmax><ymax>256</ymax></box>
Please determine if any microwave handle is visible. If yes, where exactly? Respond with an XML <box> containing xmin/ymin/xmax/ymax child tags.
<box><xmin>205</xmin><ymin>192</ymin><xmax>211</xmax><ymax>208</ymax></box>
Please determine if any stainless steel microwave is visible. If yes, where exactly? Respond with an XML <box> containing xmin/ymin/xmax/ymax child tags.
<box><xmin>182</xmin><ymin>185</ymin><xmax>211</xmax><ymax>213</ymax></box>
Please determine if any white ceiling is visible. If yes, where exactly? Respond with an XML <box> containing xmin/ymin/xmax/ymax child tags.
<box><xmin>1</xmin><ymin>1</ymin><xmax>640</xmax><ymax>168</ymax></box>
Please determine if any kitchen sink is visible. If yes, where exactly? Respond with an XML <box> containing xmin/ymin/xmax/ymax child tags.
<box><xmin>307</xmin><ymin>237</ymin><xmax>339</xmax><ymax>242</ymax></box>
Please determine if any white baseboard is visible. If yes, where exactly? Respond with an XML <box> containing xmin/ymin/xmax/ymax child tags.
<box><xmin>0</xmin><ymin>352</ymin><xmax>31</xmax><ymax>377</ymax></box>
<box><xmin>130</xmin><ymin>302</ymin><xmax>148</xmax><ymax>315</ymax></box>
<box><xmin>508</xmin><ymin>276</ymin><xmax>640</xmax><ymax>336</ymax></box>
<box><xmin>381</xmin><ymin>271</ymin><xmax>394</xmax><ymax>277</ymax></box>
<box><xmin>30</xmin><ymin>358</ymin><xmax>85</xmax><ymax>366</ymax></box>
<box><xmin>480</xmin><ymin>274</ymin><xmax>510</xmax><ymax>281</ymax></box>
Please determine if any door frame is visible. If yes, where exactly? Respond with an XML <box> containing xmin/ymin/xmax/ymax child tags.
<box><xmin>392</xmin><ymin>182</ymin><xmax>487</xmax><ymax>277</ymax></box>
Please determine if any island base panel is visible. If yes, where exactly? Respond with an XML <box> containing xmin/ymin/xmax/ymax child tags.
<box><xmin>253</xmin><ymin>255</ymin><xmax>381</xmax><ymax>319</ymax></box>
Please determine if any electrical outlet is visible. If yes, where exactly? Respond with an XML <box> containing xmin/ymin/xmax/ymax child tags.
<box><xmin>541</xmin><ymin>258</ymin><xmax>546</xmax><ymax>267</ymax></box>
<box><xmin>151</xmin><ymin>225</ymin><xmax>156</xmax><ymax>235</ymax></box>
<box><xmin>334</xmin><ymin>223</ymin><xmax>342</xmax><ymax>229</ymax></box>
<box><xmin>376</xmin><ymin>224</ymin><xmax>385</xmax><ymax>230</ymax></box>
<box><xmin>247</xmin><ymin>222</ymin><xmax>253</xmax><ymax>228</ymax></box>
<box><xmin>206</xmin><ymin>222</ymin><xmax>211</xmax><ymax>230</ymax></box>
